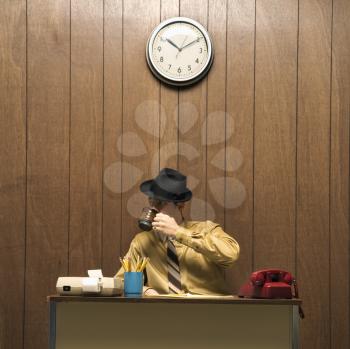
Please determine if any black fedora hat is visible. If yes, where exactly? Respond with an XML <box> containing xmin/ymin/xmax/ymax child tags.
<box><xmin>140</xmin><ymin>168</ymin><xmax>192</xmax><ymax>202</ymax></box>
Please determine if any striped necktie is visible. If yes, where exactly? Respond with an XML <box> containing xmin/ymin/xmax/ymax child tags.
<box><xmin>167</xmin><ymin>239</ymin><xmax>182</xmax><ymax>294</ymax></box>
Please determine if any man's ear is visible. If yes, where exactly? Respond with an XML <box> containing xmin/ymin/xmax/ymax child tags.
<box><xmin>176</xmin><ymin>202</ymin><xmax>185</xmax><ymax>221</ymax></box>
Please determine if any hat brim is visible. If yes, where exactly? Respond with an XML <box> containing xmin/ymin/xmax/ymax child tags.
<box><xmin>140</xmin><ymin>179</ymin><xmax>192</xmax><ymax>202</ymax></box>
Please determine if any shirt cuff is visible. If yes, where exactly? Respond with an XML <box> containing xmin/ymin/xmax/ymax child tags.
<box><xmin>143</xmin><ymin>286</ymin><xmax>155</xmax><ymax>295</ymax></box>
<box><xmin>175</xmin><ymin>227</ymin><xmax>201</xmax><ymax>251</ymax></box>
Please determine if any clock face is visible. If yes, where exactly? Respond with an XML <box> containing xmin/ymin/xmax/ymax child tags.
<box><xmin>146</xmin><ymin>17</ymin><xmax>214</xmax><ymax>86</ymax></box>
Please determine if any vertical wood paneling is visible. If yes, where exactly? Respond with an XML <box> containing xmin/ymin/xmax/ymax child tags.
<box><xmin>103</xmin><ymin>0</ymin><xmax>123</xmax><ymax>276</ymax></box>
<box><xmin>70</xmin><ymin>0</ymin><xmax>103</xmax><ymax>275</ymax></box>
<box><xmin>330</xmin><ymin>0</ymin><xmax>350</xmax><ymax>348</ymax></box>
<box><xmin>254</xmin><ymin>0</ymin><xmax>297</xmax><ymax>271</ymax></box>
<box><xmin>121</xmin><ymin>0</ymin><xmax>161</xmax><ymax>255</ymax></box>
<box><xmin>207</xmin><ymin>0</ymin><xmax>226</xmax><ymax>227</ymax></box>
<box><xmin>160</xmin><ymin>0</ymin><xmax>179</xmax><ymax>170</ymax></box>
<box><xmin>297</xmin><ymin>0</ymin><xmax>332</xmax><ymax>348</ymax></box>
<box><xmin>179</xmin><ymin>0</ymin><xmax>208</xmax><ymax>221</ymax></box>
<box><xmin>0</xmin><ymin>1</ymin><xmax>26</xmax><ymax>348</ymax></box>
<box><xmin>26</xmin><ymin>1</ymin><xmax>70</xmax><ymax>348</ymax></box>
<box><xmin>0</xmin><ymin>2</ymin><xmax>349</xmax><ymax>348</ymax></box>
<box><xmin>225</xmin><ymin>0</ymin><xmax>255</xmax><ymax>292</ymax></box>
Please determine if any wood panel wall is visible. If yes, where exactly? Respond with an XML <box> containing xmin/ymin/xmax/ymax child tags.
<box><xmin>0</xmin><ymin>1</ymin><xmax>349</xmax><ymax>349</ymax></box>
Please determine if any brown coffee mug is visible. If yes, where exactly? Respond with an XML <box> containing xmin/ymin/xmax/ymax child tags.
<box><xmin>138</xmin><ymin>207</ymin><xmax>159</xmax><ymax>231</ymax></box>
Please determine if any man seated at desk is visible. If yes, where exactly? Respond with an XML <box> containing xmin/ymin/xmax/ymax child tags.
<box><xmin>115</xmin><ymin>168</ymin><xmax>240</xmax><ymax>296</ymax></box>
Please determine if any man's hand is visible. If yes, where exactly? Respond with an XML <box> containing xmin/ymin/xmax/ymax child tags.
<box><xmin>144</xmin><ymin>287</ymin><xmax>159</xmax><ymax>296</ymax></box>
<box><xmin>152</xmin><ymin>212</ymin><xmax>180</xmax><ymax>238</ymax></box>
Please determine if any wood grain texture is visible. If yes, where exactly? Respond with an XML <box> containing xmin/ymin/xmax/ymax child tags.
<box><xmin>160</xmin><ymin>0</ymin><xmax>180</xmax><ymax>170</ymax></box>
<box><xmin>297</xmin><ymin>0</ymin><xmax>332</xmax><ymax>348</ymax></box>
<box><xmin>254</xmin><ymin>0</ymin><xmax>297</xmax><ymax>271</ymax></box>
<box><xmin>330</xmin><ymin>0</ymin><xmax>350</xmax><ymax>347</ymax></box>
<box><xmin>102</xmin><ymin>0</ymin><xmax>123</xmax><ymax>276</ymax></box>
<box><xmin>121</xmin><ymin>0</ymin><xmax>161</xmax><ymax>255</ymax></box>
<box><xmin>70</xmin><ymin>0</ymin><xmax>103</xmax><ymax>275</ymax></box>
<box><xmin>179</xmin><ymin>0</ymin><xmax>208</xmax><ymax>222</ymax></box>
<box><xmin>207</xmin><ymin>0</ymin><xmax>226</xmax><ymax>227</ymax></box>
<box><xmin>0</xmin><ymin>1</ymin><xmax>349</xmax><ymax>348</ymax></box>
<box><xmin>26</xmin><ymin>1</ymin><xmax>70</xmax><ymax>348</ymax></box>
<box><xmin>225</xmin><ymin>0</ymin><xmax>255</xmax><ymax>293</ymax></box>
<box><xmin>0</xmin><ymin>1</ymin><xmax>26</xmax><ymax>348</ymax></box>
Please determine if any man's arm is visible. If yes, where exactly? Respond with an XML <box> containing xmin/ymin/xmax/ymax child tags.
<box><xmin>175</xmin><ymin>222</ymin><xmax>240</xmax><ymax>268</ymax></box>
<box><xmin>152</xmin><ymin>214</ymin><xmax>239</xmax><ymax>268</ymax></box>
<box><xmin>114</xmin><ymin>238</ymin><xmax>159</xmax><ymax>295</ymax></box>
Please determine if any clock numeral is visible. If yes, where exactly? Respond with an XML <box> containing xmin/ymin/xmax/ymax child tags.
<box><xmin>177</xmin><ymin>67</ymin><xmax>182</xmax><ymax>73</ymax></box>
<box><xmin>168</xmin><ymin>64</ymin><xmax>172</xmax><ymax>70</ymax></box>
<box><xmin>187</xmin><ymin>65</ymin><xmax>191</xmax><ymax>71</ymax></box>
<box><xmin>157</xmin><ymin>46</ymin><xmax>162</xmax><ymax>52</ymax></box>
<box><xmin>160</xmin><ymin>56</ymin><xmax>164</xmax><ymax>62</ymax></box>
<box><xmin>199</xmin><ymin>48</ymin><xmax>203</xmax><ymax>53</ymax></box>
<box><xmin>195</xmin><ymin>58</ymin><xmax>199</xmax><ymax>63</ymax></box>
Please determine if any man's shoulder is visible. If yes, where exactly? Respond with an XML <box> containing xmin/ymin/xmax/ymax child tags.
<box><xmin>132</xmin><ymin>230</ymin><xmax>156</xmax><ymax>244</ymax></box>
<box><xmin>185</xmin><ymin>220</ymin><xmax>220</xmax><ymax>230</ymax></box>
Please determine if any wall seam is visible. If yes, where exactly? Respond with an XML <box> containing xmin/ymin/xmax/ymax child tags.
<box><xmin>348</xmin><ymin>3</ymin><xmax>350</xmax><ymax>338</ymax></box>
<box><xmin>68</xmin><ymin>0</ymin><xmax>72</xmax><ymax>276</ymax></box>
<box><xmin>177</xmin><ymin>0</ymin><xmax>180</xmax><ymax>170</ymax></box>
<box><xmin>120</xmin><ymin>0</ymin><xmax>124</xmax><ymax>259</ymax></box>
<box><xmin>159</xmin><ymin>0</ymin><xmax>161</xmax><ymax>171</ymax></box>
<box><xmin>23</xmin><ymin>0</ymin><xmax>28</xmax><ymax>347</ymax></box>
<box><xmin>252</xmin><ymin>0</ymin><xmax>257</xmax><ymax>271</ymax></box>
<box><xmin>224</xmin><ymin>0</ymin><xmax>228</xmax><ymax>232</ymax></box>
<box><xmin>101</xmin><ymin>0</ymin><xmax>105</xmax><ymax>270</ymax></box>
<box><xmin>295</xmin><ymin>0</ymin><xmax>300</xmax><ymax>281</ymax></box>
<box><xmin>205</xmin><ymin>0</ymin><xmax>209</xmax><ymax>220</ymax></box>
<box><xmin>329</xmin><ymin>0</ymin><xmax>334</xmax><ymax>347</ymax></box>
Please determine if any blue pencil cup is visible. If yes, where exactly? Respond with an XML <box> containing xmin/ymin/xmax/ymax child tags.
<box><xmin>124</xmin><ymin>272</ymin><xmax>143</xmax><ymax>298</ymax></box>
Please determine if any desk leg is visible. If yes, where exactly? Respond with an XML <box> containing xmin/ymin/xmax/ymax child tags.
<box><xmin>49</xmin><ymin>301</ymin><xmax>56</xmax><ymax>349</ymax></box>
<box><xmin>292</xmin><ymin>305</ymin><xmax>300</xmax><ymax>349</ymax></box>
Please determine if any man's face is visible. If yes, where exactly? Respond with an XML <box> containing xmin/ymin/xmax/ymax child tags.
<box><xmin>148</xmin><ymin>198</ymin><xmax>177</xmax><ymax>216</ymax></box>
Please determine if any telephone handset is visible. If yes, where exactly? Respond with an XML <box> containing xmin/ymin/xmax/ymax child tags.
<box><xmin>238</xmin><ymin>269</ymin><xmax>305</xmax><ymax>318</ymax></box>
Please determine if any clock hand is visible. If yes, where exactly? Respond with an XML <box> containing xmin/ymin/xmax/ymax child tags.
<box><xmin>166</xmin><ymin>38</ymin><xmax>180</xmax><ymax>51</ymax></box>
<box><xmin>181</xmin><ymin>37</ymin><xmax>201</xmax><ymax>51</ymax></box>
<box><xmin>176</xmin><ymin>35</ymin><xmax>188</xmax><ymax>58</ymax></box>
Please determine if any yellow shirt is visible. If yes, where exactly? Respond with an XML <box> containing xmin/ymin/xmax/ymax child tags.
<box><xmin>115</xmin><ymin>220</ymin><xmax>240</xmax><ymax>295</ymax></box>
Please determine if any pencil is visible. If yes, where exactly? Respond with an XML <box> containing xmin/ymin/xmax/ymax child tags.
<box><xmin>137</xmin><ymin>257</ymin><xmax>143</xmax><ymax>272</ymax></box>
<box><xmin>119</xmin><ymin>257</ymin><xmax>127</xmax><ymax>271</ymax></box>
<box><xmin>139</xmin><ymin>257</ymin><xmax>149</xmax><ymax>272</ymax></box>
<box><xmin>136</xmin><ymin>255</ymin><xmax>140</xmax><ymax>271</ymax></box>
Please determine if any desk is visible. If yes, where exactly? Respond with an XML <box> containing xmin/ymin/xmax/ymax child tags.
<box><xmin>48</xmin><ymin>295</ymin><xmax>301</xmax><ymax>349</ymax></box>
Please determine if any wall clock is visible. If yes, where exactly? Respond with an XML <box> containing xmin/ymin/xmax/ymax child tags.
<box><xmin>146</xmin><ymin>17</ymin><xmax>214</xmax><ymax>87</ymax></box>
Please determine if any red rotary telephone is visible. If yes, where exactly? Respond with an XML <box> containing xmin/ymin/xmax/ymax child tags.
<box><xmin>238</xmin><ymin>269</ymin><xmax>305</xmax><ymax>318</ymax></box>
<box><xmin>238</xmin><ymin>269</ymin><xmax>298</xmax><ymax>299</ymax></box>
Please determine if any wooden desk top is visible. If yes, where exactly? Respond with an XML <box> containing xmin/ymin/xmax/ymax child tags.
<box><xmin>48</xmin><ymin>294</ymin><xmax>302</xmax><ymax>305</ymax></box>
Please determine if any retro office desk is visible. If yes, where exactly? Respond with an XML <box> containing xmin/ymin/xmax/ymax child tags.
<box><xmin>48</xmin><ymin>295</ymin><xmax>301</xmax><ymax>349</ymax></box>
